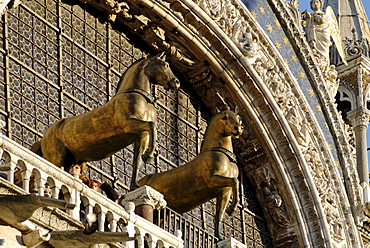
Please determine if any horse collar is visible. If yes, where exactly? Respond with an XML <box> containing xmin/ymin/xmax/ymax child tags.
<box><xmin>124</xmin><ymin>88</ymin><xmax>154</xmax><ymax>104</ymax></box>
<box><xmin>210</xmin><ymin>147</ymin><xmax>237</xmax><ymax>163</ymax></box>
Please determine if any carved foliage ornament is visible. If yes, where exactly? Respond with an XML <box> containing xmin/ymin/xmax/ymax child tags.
<box><xmin>347</xmin><ymin>107</ymin><xmax>370</xmax><ymax>127</ymax></box>
<box><xmin>343</xmin><ymin>28</ymin><xmax>370</xmax><ymax>58</ymax></box>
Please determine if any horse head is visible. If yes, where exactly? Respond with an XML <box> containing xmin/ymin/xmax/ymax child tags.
<box><xmin>216</xmin><ymin>107</ymin><xmax>244</xmax><ymax>139</ymax></box>
<box><xmin>145</xmin><ymin>52</ymin><xmax>180</xmax><ymax>90</ymax></box>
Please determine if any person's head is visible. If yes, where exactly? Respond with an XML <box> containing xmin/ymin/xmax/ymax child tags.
<box><xmin>69</xmin><ymin>164</ymin><xmax>82</xmax><ymax>176</ymax></box>
<box><xmin>310</xmin><ymin>0</ymin><xmax>323</xmax><ymax>11</ymax></box>
<box><xmin>92</xmin><ymin>180</ymin><xmax>101</xmax><ymax>191</ymax></box>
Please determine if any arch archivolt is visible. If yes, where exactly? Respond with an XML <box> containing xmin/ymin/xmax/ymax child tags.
<box><xmin>11</xmin><ymin>0</ymin><xmax>361</xmax><ymax>246</ymax></box>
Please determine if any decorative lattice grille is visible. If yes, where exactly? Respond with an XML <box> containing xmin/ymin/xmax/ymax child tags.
<box><xmin>0</xmin><ymin>1</ymin><xmax>273</xmax><ymax>247</ymax></box>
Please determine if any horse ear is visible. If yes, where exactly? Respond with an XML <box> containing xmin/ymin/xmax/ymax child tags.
<box><xmin>235</xmin><ymin>106</ymin><xmax>239</xmax><ymax>115</ymax></box>
<box><xmin>157</xmin><ymin>51</ymin><xmax>166</xmax><ymax>61</ymax></box>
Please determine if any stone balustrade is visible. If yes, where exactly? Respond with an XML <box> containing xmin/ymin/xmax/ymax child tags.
<box><xmin>0</xmin><ymin>127</ymin><xmax>184</xmax><ymax>248</ymax></box>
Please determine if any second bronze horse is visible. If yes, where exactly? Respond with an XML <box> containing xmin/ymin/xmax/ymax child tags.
<box><xmin>139</xmin><ymin>107</ymin><xmax>243</xmax><ymax>239</ymax></box>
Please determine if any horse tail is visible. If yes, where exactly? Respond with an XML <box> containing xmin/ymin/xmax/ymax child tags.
<box><xmin>31</xmin><ymin>141</ymin><xmax>43</xmax><ymax>157</ymax></box>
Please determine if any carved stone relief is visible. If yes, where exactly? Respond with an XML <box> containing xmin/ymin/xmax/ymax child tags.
<box><xmin>234</xmin><ymin>23</ymin><xmax>259</xmax><ymax>59</ymax></box>
<box><xmin>242</xmin><ymin>159</ymin><xmax>298</xmax><ymax>248</ymax></box>
<box><xmin>195</xmin><ymin>0</ymin><xmax>260</xmax><ymax>61</ymax></box>
<box><xmin>195</xmin><ymin>0</ymin><xmax>222</xmax><ymax>20</ymax></box>
<box><xmin>264</xmin><ymin>0</ymin><xmax>361</xmax><ymax>245</ymax></box>
<box><xmin>302</xmin><ymin>144</ymin><xmax>346</xmax><ymax>246</ymax></box>
<box><xmin>253</xmin><ymin>59</ymin><xmax>310</xmax><ymax>147</ymax></box>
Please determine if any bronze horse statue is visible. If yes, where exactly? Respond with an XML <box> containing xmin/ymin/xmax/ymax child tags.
<box><xmin>138</xmin><ymin>106</ymin><xmax>243</xmax><ymax>239</ymax></box>
<box><xmin>31</xmin><ymin>53</ymin><xmax>180</xmax><ymax>190</ymax></box>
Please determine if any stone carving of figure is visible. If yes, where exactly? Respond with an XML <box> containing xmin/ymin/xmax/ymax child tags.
<box><xmin>284</xmin><ymin>97</ymin><xmax>310</xmax><ymax>147</ymax></box>
<box><xmin>101</xmin><ymin>0</ymin><xmax>132</xmax><ymax>22</ymax></box>
<box><xmin>220</xmin><ymin>2</ymin><xmax>241</xmax><ymax>36</ymax></box>
<box><xmin>198</xmin><ymin>0</ymin><xmax>222</xmax><ymax>20</ymax></box>
<box><xmin>324</xmin><ymin>65</ymin><xmax>339</xmax><ymax>99</ymax></box>
<box><xmin>253</xmin><ymin>58</ymin><xmax>268</xmax><ymax>81</ymax></box>
<box><xmin>266</xmin><ymin>68</ymin><xmax>288</xmax><ymax>103</ymax></box>
<box><xmin>265</xmin><ymin>66</ymin><xmax>310</xmax><ymax>146</ymax></box>
<box><xmin>302</xmin><ymin>0</ymin><xmax>347</xmax><ymax>67</ymax></box>
<box><xmin>253</xmin><ymin>165</ymin><xmax>275</xmax><ymax>189</ymax></box>
<box><xmin>235</xmin><ymin>24</ymin><xmax>259</xmax><ymax>58</ymax></box>
<box><xmin>262</xmin><ymin>187</ymin><xmax>290</xmax><ymax>229</ymax></box>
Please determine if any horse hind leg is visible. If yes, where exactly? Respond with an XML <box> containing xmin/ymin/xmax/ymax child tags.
<box><xmin>30</xmin><ymin>141</ymin><xmax>43</xmax><ymax>157</ymax></box>
<box><xmin>41</xmin><ymin>137</ymin><xmax>70</xmax><ymax>169</ymax></box>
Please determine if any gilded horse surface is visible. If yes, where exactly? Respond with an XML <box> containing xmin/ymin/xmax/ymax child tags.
<box><xmin>138</xmin><ymin>107</ymin><xmax>243</xmax><ymax>239</ymax></box>
<box><xmin>31</xmin><ymin>53</ymin><xmax>180</xmax><ymax>190</ymax></box>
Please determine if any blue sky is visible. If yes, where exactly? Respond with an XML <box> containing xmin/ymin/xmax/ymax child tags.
<box><xmin>298</xmin><ymin>0</ymin><xmax>370</xmax><ymax>15</ymax></box>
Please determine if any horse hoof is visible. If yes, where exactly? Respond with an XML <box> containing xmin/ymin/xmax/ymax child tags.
<box><xmin>129</xmin><ymin>182</ymin><xmax>140</xmax><ymax>191</ymax></box>
<box><xmin>226</xmin><ymin>206</ymin><xmax>236</xmax><ymax>216</ymax></box>
<box><xmin>142</xmin><ymin>153</ymin><xmax>154</xmax><ymax>164</ymax></box>
<box><xmin>216</xmin><ymin>232</ymin><xmax>224</xmax><ymax>240</ymax></box>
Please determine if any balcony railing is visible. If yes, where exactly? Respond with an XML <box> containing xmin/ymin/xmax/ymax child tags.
<box><xmin>0</xmin><ymin>129</ymin><xmax>184</xmax><ymax>248</ymax></box>
<box><xmin>155</xmin><ymin>207</ymin><xmax>218</xmax><ymax>248</ymax></box>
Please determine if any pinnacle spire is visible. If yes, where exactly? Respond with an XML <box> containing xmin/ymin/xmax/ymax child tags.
<box><xmin>324</xmin><ymin>0</ymin><xmax>370</xmax><ymax>54</ymax></box>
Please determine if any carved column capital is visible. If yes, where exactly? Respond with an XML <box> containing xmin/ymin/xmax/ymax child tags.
<box><xmin>347</xmin><ymin>107</ymin><xmax>370</xmax><ymax>128</ymax></box>
<box><xmin>217</xmin><ymin>237</ymin><xmax>247</xmax><ymax>248</ymax></box>
<box><xmin>120</xmin><ymin>185</ymin><xmax>167</xmax><ymax>210</ymax></box>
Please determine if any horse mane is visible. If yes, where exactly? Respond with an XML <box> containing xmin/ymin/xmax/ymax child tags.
<box><xmin>116</xmin><ymin>57</ymin><xmax>148</xmax><ymax>90</ymax></box>
<box><xmin>200</xmin><ymin>111</ymin><xmax>223</xmax><ymax>151</ymax></box>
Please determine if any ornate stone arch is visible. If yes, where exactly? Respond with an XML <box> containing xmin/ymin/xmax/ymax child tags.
<box><xmin>62</xmin><ymin>0</ymin><xmax>363</xmax><ymax>246</ymax></box>
<box><xmin>4</xmin><ymin>0</ymin><xmax>362</xmax><ymax>246</ymax></box>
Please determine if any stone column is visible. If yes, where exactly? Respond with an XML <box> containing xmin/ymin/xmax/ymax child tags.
<box><xmin>51</xmin><ymin>185</ymin><xmax>61</xmax><ymax>199</ymax></box>
<box><xmin>68</xmin><ymin>178</ymin><xmax>81</xmax><ymax>220</ymax></box>
<box><xmin>347</xmin><ymin>107</ymin><xmax>370</xmax><ymax>200</ymax></box>
<box><xmin>122</xmin><ymin>202</ymin><xmax>136</xmax><ymax>248</ymax></box>
<box><xmin>36</xmin><ymin>177</ymin><xmax>45</xmax><ymax>197</ymax></box>
<box><xmin>21</xmin><ymin>169</ymin><xmax>32</xmax><ymax>193</ymax></box>
<box><xmin>109</xmin><ymin>219</ymin><xmax>117</xmax><ymax>232</ymax></box>
<box><xmin>98</xmin><ymin>211</ymin><xmax>106</xmax><ymax>232</ymax></box>
<box><xmin>7</xmin><ymin>158</ymin><xmax>17</xmax><ymax>184</ymax></box>
<box><xmin>120</xmin><ymin>185</ymin><xmax>166</xmax><ymax>223</ymax></box>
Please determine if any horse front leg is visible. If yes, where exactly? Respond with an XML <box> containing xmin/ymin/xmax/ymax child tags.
<box><xmin>130</xmin><ymin>134</ymin><xmax>150</xmax><ymax>191</ymax></box>
<box><xmin>226</xmin><ymin>177</ymin><xmax>239</xmax><ymax>216</ymax></box>
<box><xmin>211</xmin><ymin>175</ymin><xmax>239</xmax><ymax>239</ymax></box>
<box><xmin>215</xmin><ymin>187</ymin><xmax>232</xmax><ymax>240</ymax></box>
<box><xmin>125</xmin><ymin>118</ymin><xmax>156</xmax><ymax>164</ymax></box>
<box><xmin>143</xmin><ymin>121</ymin><xmax>156</xmax><ymax>164</ymax></box>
